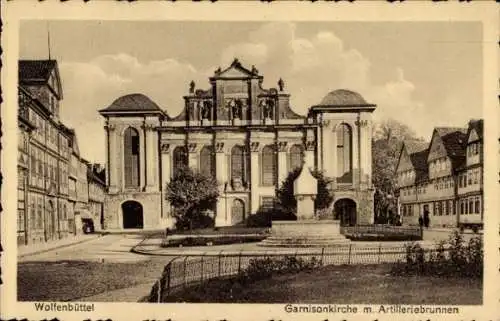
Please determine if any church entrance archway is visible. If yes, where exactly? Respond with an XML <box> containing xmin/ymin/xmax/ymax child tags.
<box><xmin>122</xmin><ymin>201</ymin><xmax>144</xmax><ymax>229</ymax></box>
<box><xmin>333</xmin><ymin>198</ymin><xmax>357</xmax><ymax>226</ymax></box>
<box><xmin>231</xmin><ymin>199</ymin><xmax>245</xmax><ymax>225</ymax></box>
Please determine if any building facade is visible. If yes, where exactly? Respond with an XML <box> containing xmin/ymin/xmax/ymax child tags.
<box><xmin>18</xmin><ymin>60</ymin><xmax>72</xmax><ymax>245</ymax></box>
<box><xmin>87</xmin><ymin>164</ymin><xmax>106</xmax><ymax>232</ymax></box>
<box><xmin>100</xmin><ymin>59</ymin><xmax>376</xmax><ymax>229</ymax></box>
<box><xmin>17</xmin><ymin>59</ymin><xmax>104</xmax><ymax>245</ymax></box>
<box><xmin>396</xmin><ymin>120</ymin><xmax>483</xmax><ymax>228</ymax></box>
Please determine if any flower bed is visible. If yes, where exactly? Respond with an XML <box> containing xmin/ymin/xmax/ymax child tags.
<box><xmin>341</xmin><ymin>224</ymin><xmax>422</xmax><ymax>241</ymax></box>
<box><xmin>161</xmin><ymin>235</ymin><xmax>267</xmax><ymax>248</ymax></box>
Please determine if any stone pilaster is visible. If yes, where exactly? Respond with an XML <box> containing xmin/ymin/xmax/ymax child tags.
<box><xmin>249</xmin><ymin>141</ymin><xmax>260</xmax><ymax>214</ymax></box>
<box><xmin>160</xmin><ymin>143</ymin><xmax>172</xmax><ymax>220</ymax></box>
<box><xmin>357</xmin><ymin>117</ymin><xmax>369</xmax><ymax>189</ymax></box>
<box><xmin>215</xmin><ymin>142</ymin><xmax>229</xmax><ymax>226</ymax></box>
<box><xmin>144</xmin><ymin>123</ymin><xmax>157</xmax><ymax>192</ymax></box>
<box><xmin>107</xmin><ymin>123</ymin><xmax>119</xmax><ymax>193</ymax></box>
<box><xmin>351</xmin><ymin>120</ymin><xmax>359</xmax><ymax>188</ymax></box>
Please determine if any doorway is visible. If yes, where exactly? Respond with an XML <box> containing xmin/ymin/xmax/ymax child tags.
<box><xmin>333</xmin><ymin>198</ymin><xmax>357</xmax><ymax>226</ymax></box>
<box><xmin>122</xmin><ymin>200</ymin><xmax>144</xmax><ymax>229</ymax></box>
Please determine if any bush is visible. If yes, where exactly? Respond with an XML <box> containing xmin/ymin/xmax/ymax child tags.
<box><xmin>246</xmin><ymin>209</ymin><xmax>272</xmax><ymax>227</ymax></box>
<box><xmin>392</xmin><ymin>230</ymin><xmax>483</xmax><ymax>278</ymax></box>
<box><xmin>239</xmin><ymin>256</ymin><xmax>321</xmax><ymax>283</ymax></box>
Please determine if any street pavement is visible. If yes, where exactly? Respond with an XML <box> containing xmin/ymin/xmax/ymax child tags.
<box><xmin>19</xmin><ymin>234</ymin><xmax>152</xmax><ymax>263</ymax></box>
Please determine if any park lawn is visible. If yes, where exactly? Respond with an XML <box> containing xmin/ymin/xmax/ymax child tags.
<box><xmin>165</xmin><ymin>264</ymin><xmax>482</xmax><ymax>305</ymax></box>
<box><xmin>18</xmin><ymin>258</ymin><xmax>170</xmax><ymax>302</ymax></box>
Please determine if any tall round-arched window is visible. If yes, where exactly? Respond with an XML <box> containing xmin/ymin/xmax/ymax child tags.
<box><xmin>289</xmin><ymin>144</ymin><xmax>304</xmax><ymax>172</ymax></box>
<box><xmin>231</xmin><ymin>145</ymin><xmax>246</xmax><ymax>184</ymax></box>
<box><xmin>336</xmin><ymin>123</ymin><xmax>352</xmax><ymax>183</ymax></box>
<box><xmin>173</xmin><ymin>146</ymin><xmax>188</xmax><ymax>173</ymax></box>
<box><xmin>200</xmin><ymin>146</ymin><xmax>215</xmax><ymax>178</ymax></box>
<box><xmin>261</xmin><ymin>144</ymin><xmax>277</xmax><ymax>186</ymax></box>
<box><xmin>124</xmin><ymin>127</ymin><xmax>140</xmax><ymax>187</ymax></box>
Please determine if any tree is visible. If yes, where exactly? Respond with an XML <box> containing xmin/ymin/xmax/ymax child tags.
<box><xmin>165</xmin><ymin>166</ymin><xmax>219</xmax><ymax>230</ymax></box>
<box><xmin>274</xmin><ymin>167</ymin><xmax>334</xmax><ymax>218</ymax></box>
<box><xmin>372</xmin><ymin>118</ymin><xmax>422</xmax><ymax>223</ymax></box>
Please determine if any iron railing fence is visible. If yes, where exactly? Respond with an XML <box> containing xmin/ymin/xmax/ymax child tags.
<box><xmin>148</xmin><ymin>245</ymin><xmax>447</xmax><ymax>303</ymax></box>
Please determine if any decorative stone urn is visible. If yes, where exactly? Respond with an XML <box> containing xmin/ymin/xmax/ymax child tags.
<box><xmin>294</xmin><ymin>166</ymin><xmax>317</xmax><ymax>220</ymax></box>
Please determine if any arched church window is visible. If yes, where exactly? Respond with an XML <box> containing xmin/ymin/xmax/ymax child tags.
<box><xmin>200</xmin><ymin>146</ymin><xmax>215</xmax><ymax>178</ymax></box>
<box><xmin>231</xmin><ymin>145</ymin><xmax>246</xmax><ymax>184</ymax></box>
<box><xmin>289</xmin><ymin>144</ymin><xmax>304</xmax><ymax>172</ymax></box>
<box><xmin>124</xmin><ymin>127</ymin><xmax>140</xmax><ymax>188</ymax></box>
<box><xmin>336</xmin><ymin>123</ymin><xmax>352</xmax><ymax>183</ymax></box>
<box><xmin>261</xmin><ymin>144</ymin><xmax>277</xmax><ymax>186</ymax></box>
<box><xmin>173</xmin><ymin>146</ymin><xmax>188</xmax><ymax>173</ymax></box>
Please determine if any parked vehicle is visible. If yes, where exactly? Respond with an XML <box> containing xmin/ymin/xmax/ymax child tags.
<box><xmin>82</xmin><ymin>218</ymin><xmax>95</xmax><ymax>234</ymax></box>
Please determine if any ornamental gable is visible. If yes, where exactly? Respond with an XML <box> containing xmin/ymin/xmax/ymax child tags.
<box><xmin>175</xmin><ymin>59</ymin><xmax>303</xmax><ymax>124</ymax></box>
<box><xmin>427</xmin><ymin>131</ymin><xmax>447</xmax><ymax>162</ymax></box>
<box><xmin>396</xmin><ymin>146</ymin><xmax>413</xmax><ymax>173</ymax></box>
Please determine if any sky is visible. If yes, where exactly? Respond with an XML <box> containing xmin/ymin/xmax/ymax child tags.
<box><xmin>19</xmin><ymin>21</ymin><xmax>483</xmax><ymax>164</ymax></box>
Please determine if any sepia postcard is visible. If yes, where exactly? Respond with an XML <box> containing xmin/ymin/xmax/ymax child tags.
<box><xmin>1</xmin><ymin>2</ymin><xmax>499</xmax><ymax>321</ymax></box>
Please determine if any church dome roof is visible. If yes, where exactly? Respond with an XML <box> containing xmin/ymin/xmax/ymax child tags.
<box><xmin>318</xmin><ymin>89</ymin><xmax>368</xmax><ymax>106</ymax></box>
<box><xmin>100</xmin><ymin>93</ymin><xmax>163</xmax><ymax>113</ymax></box>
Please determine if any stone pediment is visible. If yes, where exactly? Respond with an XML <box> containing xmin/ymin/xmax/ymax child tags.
<box><xmin>213</xmin><ymin>58</ymin><xmax>259</xmax><ymax>79</ymax></box>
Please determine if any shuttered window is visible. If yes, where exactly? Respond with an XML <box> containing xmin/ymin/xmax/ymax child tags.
<box><xmin>200</xmin><ymin>146</ymin><xmax>215</xmax><ymax>178</ymax></box>
<box><xmin>124</xmin><ymin>127</ymin><xmax>140</xmax><ymax>187</ymax></box>
<box><xmin>173</xmin><ymin>146</ymin><xmax>188</xmax><ymax>173</ymax></box>
<box><xmin>289</xmin><ymin>144</ymin><xmax>304</xmax><ymax>172</ymax></box>
<box><xmin>336</xmin><ymin>123</ymin><xmax>352</xmax><ymax>183</ymax></box>
<box><xmin>261</xmin><ymin>145</ymin><xmax>276</xmax><ymax>186</ymax></box>
<box><xmin>231</xmin><ymin>145</ymin><xmax>246</xmax><ymax>183</ymax></box>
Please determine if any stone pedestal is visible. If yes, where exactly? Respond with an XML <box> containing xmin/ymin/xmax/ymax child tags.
<box><xmin>259</xmin><ymin>220</ymin><xmax>349</xmax><ymax>247</ymax></box>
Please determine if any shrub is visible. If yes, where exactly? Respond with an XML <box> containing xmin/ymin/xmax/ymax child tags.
<box><xmin>246</xmin><ymin>209</ymin><xmax>272</xmax><ymax>227</ymax></box>
<box><xmin>392</xmin><ymin>230</ymin><xmax>483</xmax><ymax>278</ymax></box>
<box><xmin>239</xmin><ymin>256</ymin><xmax>321</xmax><ymax>283</ymax></box>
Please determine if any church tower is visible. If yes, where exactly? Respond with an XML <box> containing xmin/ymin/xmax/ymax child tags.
<box><xmin>99</xmin><ymin>94</ymin><xmax>166</xmax><ymax>229</ymax></box>
<box><xmin>309</xmin><ymin>89</ymin><xmax>376</xmax><ymax>225</ymax></box>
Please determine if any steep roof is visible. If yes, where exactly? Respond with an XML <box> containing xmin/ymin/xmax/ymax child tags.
<box><xmin>435</xmin><ymin>127</ymin><xmax>467</xmax><ymax>169</ymax></box>
<box><xmin>99</xmin><ymin>93</ymin><xmax>166</xmax><ymax>115</ymax></box>
<box><xmin>467</xmin><ymin>119</ymin><xmax>483</xmax><ymax>141</ymax></box>
<box><xmin>399</xmin><ymin>140</ymin><xmax>429</xmax><ymax>183</ymax></box>
<box><xmin>19</xmin><ymin>60</ymin><xmax>57</xmax><ymax>83</ymax></box>
<box><xmin>405</xmin><ymin>140</ymin><xmax>428</xmax><ymax>155</ymax></box>
<box><xmin>411</xmin><ymin>150</ymin><xmax>430</xmax><ymax>183</ymax></box>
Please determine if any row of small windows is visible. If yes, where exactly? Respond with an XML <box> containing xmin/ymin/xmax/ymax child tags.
<box><xmin>429</xmin><ymin>158</ymin><xmax>450</xmax><ymax>174</ymax></box>
<box><xmin>401</xmin><ymin>197</ymin><xmax>481</xmax><ymax>217</ymax></box>
<box><xmin>458</xmin><ymin>168</ymin><xmax>480</xmax><ymax>188</ymax></box>
<box><xmin>434</xmin><ymin>176</ymin><xmax>454</xmax><ymax>191</ymax></box>
<box><xmin>29</xmin><ymin>146</ymin><xmax>69</xmax><ymax>191</ymax></box>
<box><xmin>400</xmin><ymin>170</ymin><xmax>481</xmax><ymax>196</ymax></box>
<box><xmin>26</xmin><ymin>109</ymin><xmax>70</xmax><ymax>158</ymax></box>
<box><xmin>398</xmin><ymin>170</ymin><xmax>415</xmax><ymax>182</ymax></box>
<box><xmin>467</xmin><ymin>142</ymin><xmax>480</xmax><ymax>157</ymax></box>
<box><xmin>22</xmin><ymin>196</ymin><xmax>68</xmax><ymax>232</ymax></box>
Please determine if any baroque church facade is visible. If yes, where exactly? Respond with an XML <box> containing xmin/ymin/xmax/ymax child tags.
<box><xmin>99</xmin><ymin>59</ymin><xmax>376</xmax><ymax>229</ymax></box>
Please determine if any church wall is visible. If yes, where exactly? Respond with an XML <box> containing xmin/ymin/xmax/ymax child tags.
<box><xmin>100</xmin><ymin>61</ymin><xmax>377</xmax><ymax>230</ymax></box>
<box><xmin>104</xmin><ymin>192</ymin><xmax>163</xmax><ymax>229</ymax></box>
